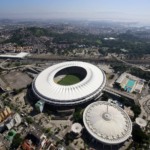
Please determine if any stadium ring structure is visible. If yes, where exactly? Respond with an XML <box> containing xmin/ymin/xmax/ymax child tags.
<box><xmin>83</xmin><ymin>101</ymin><xmax>132</xmax><ymax>145</ymax></box>
<box><xmin>32</xmin><ymin>61</ymin><xmax>106</xmax><ymax>106</ymax></box>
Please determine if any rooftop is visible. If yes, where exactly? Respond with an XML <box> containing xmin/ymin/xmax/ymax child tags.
<box><xmin>83</xmin><ymin>101</ymin><xmax>132</xmax><ymax>145</ymax></box>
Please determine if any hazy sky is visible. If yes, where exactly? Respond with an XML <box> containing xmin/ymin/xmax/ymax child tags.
<box><xmin>0</xmin><ymin>0</ymin><xmax>150</xmax><ymax>23</ymax></box>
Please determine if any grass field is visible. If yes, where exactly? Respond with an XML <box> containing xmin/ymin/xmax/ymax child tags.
<box><xmin>57</xmin><ymin>75</ymin><xmax>81</xmax><ymax>85</ymax></box>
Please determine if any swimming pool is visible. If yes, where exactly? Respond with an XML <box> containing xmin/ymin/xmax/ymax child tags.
<box><xmin>124</xmin><ymin>79</ymin><xmax>136</xmax><ymax>92</ymax></box>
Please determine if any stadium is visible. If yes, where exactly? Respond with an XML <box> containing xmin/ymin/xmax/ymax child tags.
<box><xmin>83</xmin><ymin>101</ymin><xmax>132</xmax><ymax>145</ymax></box>
<box><xmin>32</xmin><ymin>61</ymin><xmax>106</xmax><ymax>106</ymax></box>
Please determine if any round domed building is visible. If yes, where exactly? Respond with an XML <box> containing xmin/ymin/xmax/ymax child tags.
<box><xmin>32</xmin><ymin>61</ymin><xmax>106</xmax><ymax>106</ymax></box>
<box><xmin>83</xmin><ymin>101</ymin><xmax>132</xmax><ymax>145</ymax></box>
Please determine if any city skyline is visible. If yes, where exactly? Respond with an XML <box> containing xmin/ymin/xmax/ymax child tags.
<box><xmin>0</xmin><ymin>0</ymin><xmax>150</xmax><ymax>24</ymax></box>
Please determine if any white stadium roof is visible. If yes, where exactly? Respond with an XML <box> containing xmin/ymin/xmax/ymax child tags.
<box><xmin>32</xmin><ymin>61</ymin><xmax>106</xmax><ymax>106</ymax></box>
<box><xmin>83</xmin><ymin>101</ymin><xmax>132</xmax><ymax>145</ymax></box>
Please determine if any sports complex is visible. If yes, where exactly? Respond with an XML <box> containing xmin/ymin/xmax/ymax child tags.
<box><xmin>32</xmin><ymin>61</ymin><xmax>106</xmax><ymax>106</ymax></box>
<box><xmin>115</xmin><ymin>72</ymin><xmax>144</xmax><ymax>93</ymax></box>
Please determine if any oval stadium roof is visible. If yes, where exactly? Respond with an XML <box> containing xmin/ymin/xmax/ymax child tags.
<box><xmin>32</xmin><ymin>61</ymin><xmax>106</xmax><ymax>106</ymax></box>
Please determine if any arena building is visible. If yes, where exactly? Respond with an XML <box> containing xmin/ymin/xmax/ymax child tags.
<box><xmin>83</xmin><ymin>101</ymin><xmax>132</xmax><ymax>145</ymax></box>
<box><xmin>32</xmin><ymin>61</ymin><xmax>106</xmax><ymax>106</ymax></box>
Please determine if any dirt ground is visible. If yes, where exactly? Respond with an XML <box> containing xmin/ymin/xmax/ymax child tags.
<box><xmin>2</xmin><ymin>71</ymin><xmax>32</xmax><ymax>90</ymax></box>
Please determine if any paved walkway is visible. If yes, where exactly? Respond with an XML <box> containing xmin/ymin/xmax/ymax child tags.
<box><xmin>139</xmin><ymin>94</ymin><xmax>150</xmax><ymax>120</ymax></box>
<box><xmin>104</xmin><ymin>86</ymin><xmax>136</xmax><ymax>101</ymax></box>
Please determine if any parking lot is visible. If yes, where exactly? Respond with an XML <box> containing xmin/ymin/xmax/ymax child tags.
<box><xmin>2</xmin><ymin>71</ymin><xmax>32</xmax><ymax>90</ymax></box>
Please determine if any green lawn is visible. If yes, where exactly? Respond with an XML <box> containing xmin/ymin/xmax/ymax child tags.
<box><xmin>57</xmin><ymin>75</ymin><xmax>81</xmax><ymax>85</ymax></box>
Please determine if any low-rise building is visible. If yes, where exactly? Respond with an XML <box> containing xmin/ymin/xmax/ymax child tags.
<box><xmin>0</xmin><ymin>106</ymin><xmax>21</xmax><ymax>132</ymax></box>
<box><xmin>5</xmin><ymin>113</ymin><xmax>22</xmax><ymax>130</ymax></box>
<box><xmin>21</xmin><ymin>133</ymin><xmax>40</xmax><ymax>150</ymax></box>
<box><xmin>0</xmin><ymin>106</ymin><xmax>12</xmax><ymax>132</ymax></box>
<box><xmin>0</xmin><ymin>52</ymin><xmax>29</xmax><ymax>59</ymax></box>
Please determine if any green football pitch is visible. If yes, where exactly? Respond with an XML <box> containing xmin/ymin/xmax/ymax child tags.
<box><xmin>57</xmin><ymin>75</ymin><xmax>81</xmax><ymax>85</ymax></box>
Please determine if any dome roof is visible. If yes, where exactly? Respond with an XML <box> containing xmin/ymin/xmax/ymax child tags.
<box><xmin>136</xmin><ymin>117</ymin><xmax>147</xmax><ymax>127</ymax></box>
<box><xmin>32</xmin><ymin>61</ymin><xmax>106</xmax><ymax>106</ymax></box>
<box><xmin>83</xmin><ymin>101</ymin><xmax>132</xmax><ymax>145</ymax></box>
<box><xmin>71</xmin><ymin>123</ymin><xmax>82</xmax><ymax>133</ymax></box>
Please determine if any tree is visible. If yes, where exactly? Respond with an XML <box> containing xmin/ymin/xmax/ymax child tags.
<box><xmin>132</xmin><ymin>125</ymin><xmax>148</xmax><ymax>143</ymax></box>
<box><xmin>26</xmin><ymin>117</ymin><xmax>34</xmax><ymax>124</ymax></box>
<box><xmin>131</xmin><ymin>105</ymin><xmax>141</xmax><ymax>118</ymax></box>
<box><xmin>148</xmin><ymin>82</ymin><xmax>150</xmax><ymax>88</ymax></box>
<box><xmin>73</xmin><ymin>108</ymin><xmax>84</xmax><ymax>124</ymax></box>
<box><xmin>10</xmin><ymin>133</ymin><xmax>23</xmax><ymax>149</ymax></box>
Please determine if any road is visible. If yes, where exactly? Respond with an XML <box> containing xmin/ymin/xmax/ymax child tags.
<box><xmin>26</xmin><ymin>54</ymin><xmax>150</xmax><ymax>64</ymax></box>
<box><xmin>0</xmin><ymin>59</ymin><xmax>35</xmax><ymax>71</ymax></box>
<box><xmin>139</xmin><ymin>94</ymin><xmax>150</xmax><ymax>120</ymax></box>
<box><xmin>112</xmin><ymin>55</ymin><xmax>150</xmax><ymax>72</ymax></box>
<box><xmin>104</xmin><ymin>86</ymin><xmax>137</xmax><ymax>102</ymax></box>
